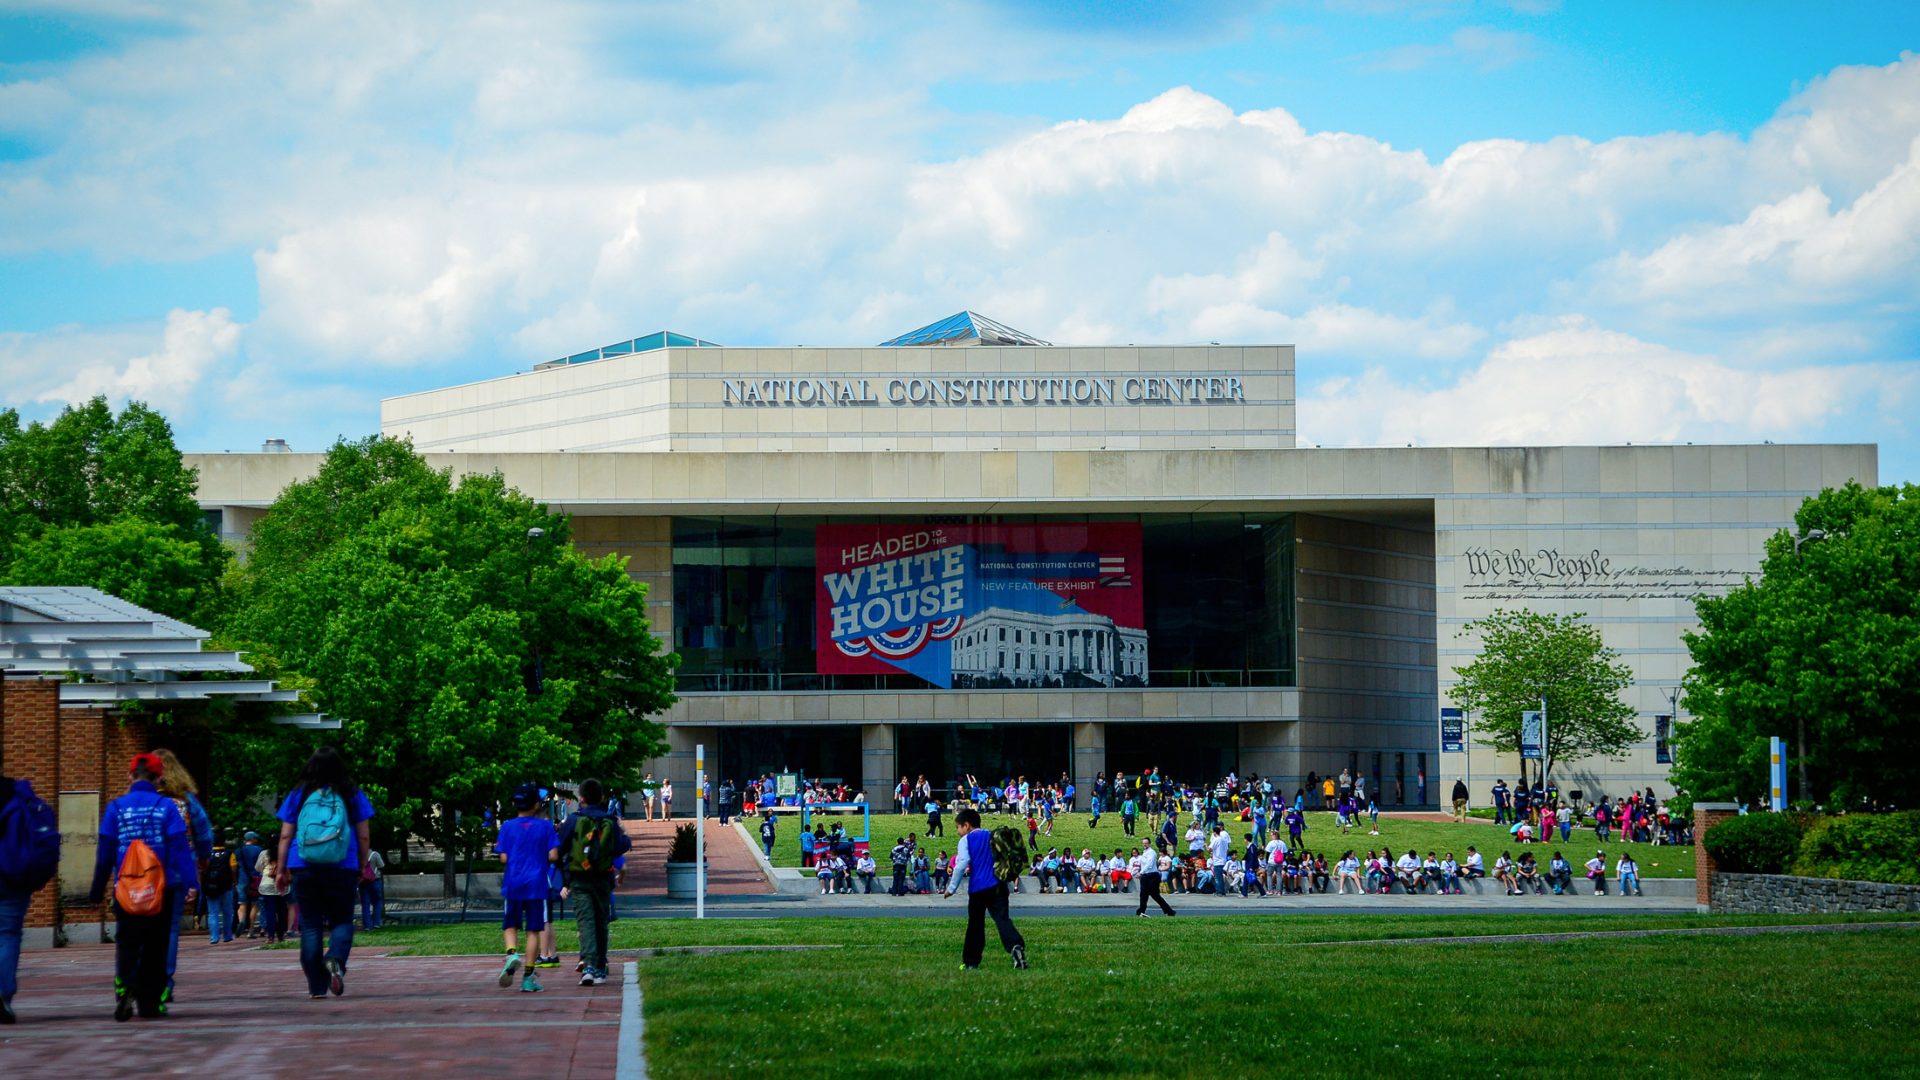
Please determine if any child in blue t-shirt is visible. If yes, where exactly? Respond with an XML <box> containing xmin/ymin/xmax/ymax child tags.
<box><xmin>494</xmin><ymin>784</ymin><xmax>559</xmax><ymax>993</ymax></box>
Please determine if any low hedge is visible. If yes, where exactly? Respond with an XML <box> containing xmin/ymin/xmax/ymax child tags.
<box><xmin>1791</xmin><ymin>810</ymin><xmax>1920</xmax><ymax>886</ymax></box>
<box><xmin>1703</xmin><ymin>812</ymin><xmax>1805</xmax><ymax>874</ymax></box>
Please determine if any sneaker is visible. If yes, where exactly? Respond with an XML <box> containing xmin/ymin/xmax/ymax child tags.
<box><xmin>1137</xmin><ymin>911</ymin><xmax>1150</xmax><ymax>917</ymax></box>
<box><xmin>520</xmin><ymin>974</ymin><xmax>543</xmax><ymax>994</ymax></box>
<box><xmin>498</xmin><ymin>952</ymin><xmax>522</xmax><ymax>988</ymax></box>
<box><xmin>114</xmin><ymin>982</ymin><xmax>134</xmax><ymax>1023</ymax></box>
<box><xmin>575</xmin><ymin>958</ymin><xmax>588</xmax><ymax>974</ymax></box>
<box><xmin>326</xmin><ymin>958</ymin><xmax>345</xmax><ymax>996</ymax></box>
<box><xmin>1010</xmin><ymin>943</ymin><xmax>1029</xmax><ymax>970</ymax></box>
<box><xmin>535</xmin><ymin>955</ymin><xmax>561</xmax><ymax>969</ymax></box>
<box><xmin>579</xmin><ymin>971</ymin><xmax>605</xmax><ymax>987</ymax></box>
<box><xmin>0</xmin><ymin>996</ymin><xmax>13</xmax><ymax>1025</ymax></box>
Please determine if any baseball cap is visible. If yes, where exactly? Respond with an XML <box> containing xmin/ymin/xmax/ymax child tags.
<box><xmin>511</xmin><ymin>782</ymin><xmax>543</xmax><ymax>809</ymax></box>
<box><xmin>244</xmin><ymin>830</ymin><xmax>260</xmax><ymax>841</ymax></box>
<box><xmin>129</xmin><ymin>752</ymin><xmax>164</xmax><ymax>777</ymax></box>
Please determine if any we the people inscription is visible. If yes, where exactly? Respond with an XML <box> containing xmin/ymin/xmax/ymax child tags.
<box><xmin>1460</xmin><ymin>547</ymin><xmax>1749</xmax><ymax>601</ymax></box>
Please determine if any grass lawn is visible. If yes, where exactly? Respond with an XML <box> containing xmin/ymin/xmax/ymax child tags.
<box><xmin>762</xmin><ymin>809</ymin><xmax>1696</xmax><ymax>878</ymax></box>
<box><xmin>365</xmin><ymin>913</ymin><xmax>1920</xmax><ymax>1078</ymax></box>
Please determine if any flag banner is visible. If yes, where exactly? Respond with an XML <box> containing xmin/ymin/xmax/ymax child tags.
<box><xmin>1520</xmin><ymin>710</ymin><xmax>1544</xmax><ymax>760</ymax></box>
<box><xmin>816</xmin><ymin>522</ymin><xmax>1147</xmax><ymax>689</ymax></box>
<box><xmin>1441</xmin><ymin>707</ymin><xmax>1464</xmax><ymax>753</ymax></box>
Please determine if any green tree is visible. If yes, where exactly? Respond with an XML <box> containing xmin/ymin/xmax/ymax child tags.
<box><xmin>1449</xmin><ymin>608</ymin><xmax>1640</xmax><ymax>787</ymax></box>
<box><xmin>0</xmin><ymin>397</ymin><xmax>227</xmax><ymax>621</ymax></box>
<box><xmin>4</xmin><ymin>519</ymin><xmax>208</xmax><ymax>621</ymax></box>
<box><xmin>224</xmin><ymin>436</ymin><xmax>677</xmax><ymax>889</ymax></box>
<box><xmin>1679</xmin><ymin>482</ymin><xmax>1920</xmax><ymax>809</ymax></box>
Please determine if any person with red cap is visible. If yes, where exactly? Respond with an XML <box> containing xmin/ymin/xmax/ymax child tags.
<box><xmin>87</xmin><ymin>753</ymin><xmax>197</xmax><ymax>1020</ymax></box>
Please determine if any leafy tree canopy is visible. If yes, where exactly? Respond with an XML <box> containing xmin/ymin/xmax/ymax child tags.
<box><xmin>1678</xmin><ymin>482</ymin><xmax>1919</xmax><ymax>809</ymax></box>
<box><xmin>222</xmin><ymin>437</ymin><xmax>677</xmax><ymax>868</ymax></box>
<box><xmin>0</xmin><ymin>397</ymin><xmax>227</xmax><ymax>622</ymax></box>
<box><xmin>1449</xmin><ymin>608</ymin><xmax>1640</xmax><ymax>787</ymax></box>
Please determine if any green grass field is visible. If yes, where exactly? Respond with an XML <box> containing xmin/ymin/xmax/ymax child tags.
<box><xmin>366</xmin><ymin>913</ymin><xmax>1920</xmax><ymax>1078</ymax></box>
<box><xmin>761</xmin><ymin>809</ymin><xmax>1697</xmax><ymax>877</ymax></box>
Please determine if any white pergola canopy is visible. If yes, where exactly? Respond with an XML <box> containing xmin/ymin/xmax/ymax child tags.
<box><xmin>0</xmin><ymin>586</ymin><xmax>341</xmax><ymax>729</ymax></box>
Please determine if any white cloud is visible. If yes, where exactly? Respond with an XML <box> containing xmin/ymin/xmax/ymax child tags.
<box><xmin>2</xmin><ymin>308</ymin><xmax>241</xmax><ymax>415</ymax></box>
<box><xmin>0</xmin><ymin>10</ymin><xmax>1917</xmax><ymax>470</ymax></box>
<box><xmin>1303</xmin><ymin>319</ymin><xmax>1916</xmax><ymax>447</ymax></box>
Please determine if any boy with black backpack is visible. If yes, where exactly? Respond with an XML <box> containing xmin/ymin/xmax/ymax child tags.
<box><xmin>203</xmin><ymin>836</ymin><xmax>238</xmax><ymax>944</ymax></box>
<box><xmin>940</xmin><ymin>808</ymin><xmax>1028</xmax><ymax>971</ymax></box>
<box><xmin>0</xmin><ymin>773</ymin><xmax>61</xmax><ymax>1024</ymax></box>
<box><xmin>557</xmin><ymin>779</ymin><xmax>631</xmax><ymax>987</ymax></box>
<box><xmin>87</xmin><ymin>754</ymin><xmax>195</xmax><ymax>1020</ymax></box>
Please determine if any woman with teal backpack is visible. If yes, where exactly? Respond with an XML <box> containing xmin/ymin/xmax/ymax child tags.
<box><xmin>274</xmin><ymin>747</ymin><xmax>375</xmax><ymax>1000</ymax></box>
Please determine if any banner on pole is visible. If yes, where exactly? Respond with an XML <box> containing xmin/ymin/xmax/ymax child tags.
<box><xmin>1769</xmin><ymin>736</ymin><xmax>1787</xmax><ymax>811</ymax></box>
<box><xmin>1520</xmin><ymin>711</ymin><xmax>1544</xmax><ymax>760</ymax></box>
<box><xmin>1440</xmin><ymin>707</ymin><xmax>1464</xmax><ymax>753</ymax></box>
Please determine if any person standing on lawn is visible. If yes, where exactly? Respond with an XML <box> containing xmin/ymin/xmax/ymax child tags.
<box><xmin>558</xmin><ymin>779</ymin><xmax>631</xmax><ymax>986</ymax></box>
<box><xmin>1134</xmin><ymin>839</ymin><xmax>1176</xmax><ymax>916</ymax></box>
<box><xmin>942</xmin><ymin>809</ymin><xmax>1028</xmax><ymax>971</ymax></box>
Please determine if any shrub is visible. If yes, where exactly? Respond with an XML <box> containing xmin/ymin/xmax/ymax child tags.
<box><xmin>666</xmin><ymin>823</ymin><xmax>699</xmax><ymax>863</ymax></box>
<box><xmin>1702</xmin><ymin>812</ymin><xmax>1804</xmax><ymax>874</ymax></box>
<box><xmin>1790</xmin><ymin>811</ymin><xmax>1920</xmax><ymax>886</ymax></box>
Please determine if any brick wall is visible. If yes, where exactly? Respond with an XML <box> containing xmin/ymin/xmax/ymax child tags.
<box><xmin>1692</xmin><ymin>802</ymin><xmax>1739</xmax><ymax>912</ymax></box>
<box><xmin>1</xmin><ymin>677</ymin><xmax>148</xmax><ymax>944</ymax></box>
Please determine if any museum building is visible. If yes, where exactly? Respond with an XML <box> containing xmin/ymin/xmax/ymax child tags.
<box><xmin>186</xmin><ymin>312</ymin><xmax>1877</xmax><ymax>808</ymax></box>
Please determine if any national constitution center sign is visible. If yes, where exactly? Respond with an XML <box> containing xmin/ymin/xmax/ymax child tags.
<box><xmin>815</xmin><ymin>523</ymin><xmax>1148</xmax><ymax>689</ymax></box>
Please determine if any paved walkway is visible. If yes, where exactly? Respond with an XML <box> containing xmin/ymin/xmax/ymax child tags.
<box><xmin>619</xmin><ymin>818</ymin><xmax>773</xmax><ymax>897</ymax></box>
<box><xmin>0</xmin><ymin>941</ymin><xmax>632</xmax><ymax>1078</ymax></box>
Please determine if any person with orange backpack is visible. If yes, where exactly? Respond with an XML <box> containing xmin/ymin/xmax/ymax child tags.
<box><xmin>86</xmin><ymin>753</ymin><xmax>197</xmax><ymax>1021</ymax></box>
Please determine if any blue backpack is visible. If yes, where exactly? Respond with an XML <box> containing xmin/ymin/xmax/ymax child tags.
<box><xmin>0</xmin><ymin>778</ymin><xmax>61</xmax><ymax>892</ymax></box>
<box><xmin>295</xmin><ymin>787</ymin><xmax>351</xmax><ymax>866</ymax></box>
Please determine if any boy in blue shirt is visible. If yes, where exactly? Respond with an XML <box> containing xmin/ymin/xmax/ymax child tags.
<box><xmin>941</xmin><ymin>809</ymin><xmax>1028</xmax><ymax>971</ymax></box>
<box><xmin>87</xmin><ymin>754</ymin><xmax>196</xmax><ymax>1020</ymax></box>
<box><xmin>494</xmin><ymin>784</ymin><xmax>559</xmax><ymax>993</ymax></box>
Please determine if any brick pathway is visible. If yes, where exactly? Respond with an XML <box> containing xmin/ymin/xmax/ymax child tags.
<box><xmin>619</xmin><ymin>818</ymin><xmax>772</xmax><ymax>897</ymax></box>
<box><xmin>0</xmin><ymin>941</ymin><xmax>628</xmax><ymax>1078</ymax></box>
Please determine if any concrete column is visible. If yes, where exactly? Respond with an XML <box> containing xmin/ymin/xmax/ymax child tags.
<box><xmin>1072</xmin><ymin>721</ymin><xmax>1106</xmax><ymax>805</ymax></box>
<box><xmin>862</xmin><ymin>724</ymin><xmax>897</xmax><ymax>804</ymax></box>
<box><xmin>1239</xmin><ymin>721</ymin><xmax>1298</xmax><ymax>793</ymax></box>
<box><xmin>1693</xmin><ymin>802</ymin><xmax>1740</xmax><ymax>913</ymax></box>
<box><xmin>664</xmin><ymin>725</ymin><xmax>719</xmax><ymax>810</ymax></box>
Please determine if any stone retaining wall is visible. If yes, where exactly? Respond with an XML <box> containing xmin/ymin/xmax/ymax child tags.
<box><xmin>1710</xmin><ymin>872</ymin><xmax>1920</xmax><ymax>914</ymax></box>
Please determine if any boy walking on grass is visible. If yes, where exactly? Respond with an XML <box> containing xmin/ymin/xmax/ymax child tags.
<box><xmin>942</xmin><ymin>809</ymin><xmax>1027</xmax><ymax>971</ymax></box>
<box><xmin>558</xmin><ymin>779</ymin><xmax>631</xmax><ymax>987</ymax></box>
<box><xmin>495</xmin><ymin>783</ymin><xmax>559</xmax><ymax>993</ymax></box>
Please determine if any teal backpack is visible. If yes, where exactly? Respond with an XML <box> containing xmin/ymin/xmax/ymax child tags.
<box><xmin>296</xmin><ymin>787</ymin><xmax>351</xmax><ymax>865</ymax></box>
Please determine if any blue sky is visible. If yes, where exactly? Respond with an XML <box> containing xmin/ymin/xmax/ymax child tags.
<box><xmin>2</xmin><ymin>2</ymin><xmax>1917</xmax><ymax>480</ymax></box>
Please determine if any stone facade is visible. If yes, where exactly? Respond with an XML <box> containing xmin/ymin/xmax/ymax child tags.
<box><xmin>1709</xmin><ymin>872</ymin><xmax>1920</xmax><ymax>914</ymax></box>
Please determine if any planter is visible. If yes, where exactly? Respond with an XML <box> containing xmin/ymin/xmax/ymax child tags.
<box><xmin>665</xmin><ymin>861</ymin><xmax>704</xmax><ymax>899</ymax></box>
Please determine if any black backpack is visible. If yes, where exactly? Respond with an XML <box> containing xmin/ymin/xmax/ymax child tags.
<box><xmin>204</xmin><ymin>846</ymin><xmax>236</xmax><ymax>894</ymax></box>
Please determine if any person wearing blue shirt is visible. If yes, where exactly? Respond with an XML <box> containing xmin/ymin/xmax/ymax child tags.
<box><xmin>941</xmin><ymin>809</ymin><xmax>1027</xmax><ymax>971</ymax></box>
<box><xmin>493</xmin><ymin>783</ymin><xmax>559</xmax><ymax>994</ymax></box>
<box><xmin>87</xmin><ymin>753</ymin><xmax>196</xmax><ymax>1021</ymax></box>
<box><xmin>237</xmin><ymin>830</ymin><xmax>265</xmax><ymax>938</ymax></box>
<box><xmin>273</xmin><ymin>747</ymin><xmax>375</xmax><ymax>1000</ymax></box>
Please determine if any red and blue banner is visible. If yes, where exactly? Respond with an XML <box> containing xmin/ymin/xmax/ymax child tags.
<box><xmin>815</xmin><ymin>523</ymin><xmax>1146</xmax><ymax>688</ymax></box>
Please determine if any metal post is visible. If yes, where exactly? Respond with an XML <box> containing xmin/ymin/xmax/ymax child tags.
<box><xmin>1539</xmin><ymin>697</ymin><xmax>1549</xmax><ymax>790</ymax></box>
<box><xmin>696</xmin><ymin>743</ymin><xmax>706</xmax><ymax>919</ymax></box>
